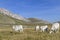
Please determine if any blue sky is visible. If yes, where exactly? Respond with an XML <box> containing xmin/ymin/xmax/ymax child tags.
<box><xmin>0</xmin><ymin>0</ymin><xmax>60</xmax><ymax>22</ymax></box>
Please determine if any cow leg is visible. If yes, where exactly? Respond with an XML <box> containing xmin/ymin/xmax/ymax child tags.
<box><xmin>56</xmin><ymin>29</ymin><xmax>59</xmax><ymax>33</ymax></box>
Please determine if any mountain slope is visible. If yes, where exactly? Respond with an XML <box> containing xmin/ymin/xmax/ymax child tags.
<box><xmin>0</xmin><ymin>13</ymin><xmax>30</xmax><ymax>25</ymax></box>
<box><xmin>28</xmin><ymin>18</ymin><xmax>51</xmax><ymax>24</ymax></box>
<box><xmin>0</xmin><ymin>8</ymin><xmax>51</xmax><ymax>25</ymax></box>
<box><xmin>0</xmin><ymin>8</ymin><xmax>30</xmax><ymax>25</ymax></box>
<box><xmin>0</xmin><ymin>13</ymin><xmax>15</xmax><ymax>24</ymax></box>
<box><xmin>0</xmin><ymin>8</ymin><xmax>30</xmax><ymax>22</ymax></box>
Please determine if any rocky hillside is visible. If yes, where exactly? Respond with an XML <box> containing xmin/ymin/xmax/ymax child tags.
<box><xmin>0</xmin><ymin>8</ymin><xmax>30</xmax><ymax>25</ymax></box>
<box><xmin>0</xmin><ymin>8</ymin><xmax>30</xmax><ymax>22</ymax></box>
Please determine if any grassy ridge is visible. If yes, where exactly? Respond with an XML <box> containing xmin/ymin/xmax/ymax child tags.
<box><xmin>0</xmin><ymin>13</ymin><xmax>28</xmax><ymax>25</ymax></box>
<box><xmin>0</xmin><ymin>13</ymin><xmax>15</xmax><ymax>24</ymax></box>
<box><xmin>0</xmin><ymin>26</ymin><xmax>60</xmax><ymax>40</ymax></box>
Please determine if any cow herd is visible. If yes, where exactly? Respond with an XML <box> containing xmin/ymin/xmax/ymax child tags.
<box><xmin>12</xmin><ymin>22</ymin><xmax>60</xmax><ymax>34</ymax></box>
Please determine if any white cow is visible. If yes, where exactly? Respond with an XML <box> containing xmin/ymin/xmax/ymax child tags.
<box><xmin>35</xmin><ymin>25</ymin><xmax>40</xmax><ymax>31</ymax></box>
<box><xmin>40</xmin><ymin>25</ymin><xmax>48</xmax><ymax>32</ymax></box>
<box><xmin>12</xmin><ymin>25</ymin><xmax>23</xmax><ymax>32</ymax></box>
<box><xmin>50</xmin><ymin>23</ymin><xmax>59</xmax><ymax>34</ymax></box>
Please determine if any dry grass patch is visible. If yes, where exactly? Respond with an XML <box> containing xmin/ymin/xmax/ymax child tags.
<box><xmin>0</xmin><ymin>27</ymin><xmax>60</xmax><ymax>40</ymax></box>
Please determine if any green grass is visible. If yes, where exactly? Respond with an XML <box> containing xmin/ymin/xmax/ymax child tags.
<box><xmin>0</xmin><ymin>26</ymin><xmax>60</xmax><ymax>40</ymax></box>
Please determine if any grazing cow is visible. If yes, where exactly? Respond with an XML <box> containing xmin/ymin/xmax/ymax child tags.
<box><xmin>40</xmin><ymin>25</ymin><xmax>48</xmax><ymax>32</ymax></box>
<box><xmin>35</xmin><ymin>25</ymin><xmax>40</xmax><ymax>31</ymax></box>
<box><xmin>12</xmin><ymin>25</ymin><xmax>23</xmax><ymax>32</ymax></box>
<box><xmin>50</xmin><ymin>23</ymin><xmax>59</xmax><ymax>34</ymax></box>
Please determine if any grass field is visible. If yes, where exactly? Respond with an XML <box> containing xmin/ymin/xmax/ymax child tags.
<box><xmin>0</xmin><ymin>26</ymin><xmax>60</xmax><ymax>40</ymax></box>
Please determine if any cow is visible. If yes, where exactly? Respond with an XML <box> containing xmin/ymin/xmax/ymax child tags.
<box><xmin>35</xmin><ymin>25</ymin><xmax>40</xmax><ymax>31</ymax></box>
<box><xmin>12</xmin><ymin>25</ymin><xmax>23</xmax><ymax>32</ymax></box>
<box><xmin>40</xmin><ymin>25</ymin><xmax>48</xmax><ymax>32</ymax></box>
<box><xmin>49</xmin><ymin>23</ymin><xmax>59</xmax><ymax>34</ymax></box>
